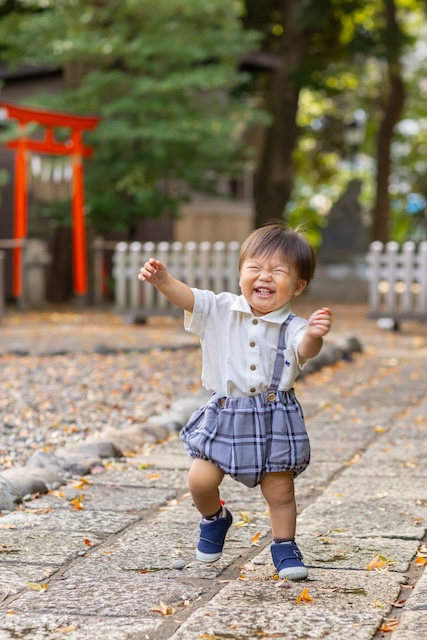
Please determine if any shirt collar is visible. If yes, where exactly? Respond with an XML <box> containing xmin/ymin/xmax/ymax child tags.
<box><xmin>230</xmin><ymin>295</ymin><xmax>293</xmax><ymax>324</ymax></box>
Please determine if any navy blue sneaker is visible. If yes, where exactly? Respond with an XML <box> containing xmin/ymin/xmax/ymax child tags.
<box><xmin>271</xmin><ymin>541</ymin><xmax>308</xmax><ymax>580</ymax></box>
<box><xmin>196</xmin><ymin>507</ymin><xmax>233</xmax><ymax>562</ymax></box>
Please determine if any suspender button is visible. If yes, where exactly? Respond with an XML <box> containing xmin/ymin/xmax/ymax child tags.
<box><xmin>267</xmin><ymin>393</ymin><xmax>276</xmax><ymax>402</ymax></box>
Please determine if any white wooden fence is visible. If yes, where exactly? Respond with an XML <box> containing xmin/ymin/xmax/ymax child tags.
<box><xmin>113</xmin><ymin>240</ymin><xmax>241</xmax><ymax>318</ymax></box>
<box><xmin>366</xmin><ymin>240</ymin><xmax>427</xmax><ymax>320</ymax></box>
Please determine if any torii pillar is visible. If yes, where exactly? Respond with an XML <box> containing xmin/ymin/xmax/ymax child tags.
<box><xmin>0</xmin><ymin>101</ymin><xmax>100</xmax><ymax>304</ymax></box>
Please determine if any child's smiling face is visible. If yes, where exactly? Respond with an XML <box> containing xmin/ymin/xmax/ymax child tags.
<box><xmin>239</xmin><ymin>250</ymin><xmax>306</xmax><ymax>317</ymax></box>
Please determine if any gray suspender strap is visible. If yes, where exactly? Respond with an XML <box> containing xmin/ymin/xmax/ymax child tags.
<box><xmin>268</xmin><ymin>313</ymin><xmax>296</xmax><ymax>392</ymax></box>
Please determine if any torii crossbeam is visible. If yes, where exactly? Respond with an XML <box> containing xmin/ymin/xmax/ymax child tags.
<box><xmin>0</xmin><ymin>101</ymin><xmax>100</xmax><ymax>302</ymax></box>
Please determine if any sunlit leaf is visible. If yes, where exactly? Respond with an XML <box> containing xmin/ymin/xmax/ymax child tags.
<box><xmin>296</xmin><ymin>587</ymin><xmax>314</xmax><ymax>604</ymax></box>
<box><xmin>366</xmin><ymin>555</ymin><xmax>394</xmax><ymax>571</ymax></box>
<box><xmin>379</xmin><ymin>617</ymin><xmax>399</xmax><ymax>632</ymax></box>
<box><xmin>150</xmin><ymin>600</ymin><xmax>175</xmax><ymax>616</ymax></box>
<box><xmin>26</xmin><ymin>582</ymin><xmax>48</xmax><ymax>592</ymax></box>
<box><xmin>251</xmin><ymin>531</ymin><xmax>261</xmax><ymax>546</ymax></box>
<box><xmin>70</xmin><ymin>495</ymin><xmax>84</xmax><ymax>510</ymax></box>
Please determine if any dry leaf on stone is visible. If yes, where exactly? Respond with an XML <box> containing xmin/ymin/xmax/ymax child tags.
<box><xmin>26</xmin><ymin>582</ymin><xmax>48</xmax><ymax>592</ymax></box>
<box><xmin>379</xmin><ymin>617</ymin><xmax>399</xmax><ymax>632</ymax></box>
<box><xmin>366</xmin><ymin>555</ymin><xmax>393</xmax><ymax>571</ymax></box>
<box><xmin>70</xmin><ymin>496</ymin><xmax>84</xmax><ymax>510</ymax></box>
<box><xmin>150</xmin><ymin>601</ymin><xmax>175</xmax><ymax>616</ymax></box>
<box><xmin>251</xmin><ymin>531</ymin><xmax>261</xmax><ymax>545</ymax></box>
<box><xmin>296</xmin><ymin>588</ymin><xmax>314</xmax><ymax>604</ymax></box>
<box><xmin>233</xmin><ymin>511</ymin><xmax>250</xmax><ymax>527</ymax></box>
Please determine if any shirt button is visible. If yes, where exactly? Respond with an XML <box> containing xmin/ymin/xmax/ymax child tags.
<box><xmin>267</xmin><ymin>392</ymin><xmax>276</xmax><ymax>402</ymax></box>
<box><xmin>250</xmin><ymin>388</ymin><xmax>256</xmax><ymax>393</ymax></box>
<box><xmin>250</xmin><ymin>365</ymin><xmax>256</xmax><ymax>371</ymax></box>
<box><xmin>250</xmin><ymin>341</ymin><xmax>256</xmax><ymax>347</ymax></box>
<box><xmin>252</xmin><ymin>319</ymin><xmax>258</xmax><ymax>325</ymax></box>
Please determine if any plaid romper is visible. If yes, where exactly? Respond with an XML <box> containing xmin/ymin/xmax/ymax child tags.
<box><xmin>180</xmin><ymin>314</ymin><xmax>310</xmax><ymax>488</ymax></box>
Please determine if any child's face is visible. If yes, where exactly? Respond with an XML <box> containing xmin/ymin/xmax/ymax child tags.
<box><xmin>239</xmin><ymin>251</ymin><xmax>306</xmax><ymax>317</ymax></box>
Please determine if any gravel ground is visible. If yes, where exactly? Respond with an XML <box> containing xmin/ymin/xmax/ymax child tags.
<box><xmin>0</xmin><ymin>347</ymin><xmax>202</xmax><ymax>469</ymax></box>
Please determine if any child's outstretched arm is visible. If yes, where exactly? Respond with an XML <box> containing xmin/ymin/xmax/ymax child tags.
<box><xmin>298</xmin><ymin>307</ymin><xmax>332</xmax><ymax>361</ymax></box>
<box><xmin>138</xmin><ymin>258</ymin><xmax>194</xmax><ymax>312</ymax></box>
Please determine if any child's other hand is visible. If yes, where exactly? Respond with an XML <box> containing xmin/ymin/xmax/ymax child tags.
<box><xmin>306</xmin><ymin>307</ymin><xmax>332</xmax><ymax>338</ymax></box>
<box><xmin>138</xmin><ymin>258</ymin><xmax>168</xmax><ymax>286</ymax></box>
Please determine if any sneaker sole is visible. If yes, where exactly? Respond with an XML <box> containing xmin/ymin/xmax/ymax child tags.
<box><xmin>278</xmin><ymin>566</ymin><xmax>308</xmax><ymax>581</ymax></box>
<box><xmin>196</xmin><ymin>549</ymin><xmax>223</xmax><ymax>563</ymax></box>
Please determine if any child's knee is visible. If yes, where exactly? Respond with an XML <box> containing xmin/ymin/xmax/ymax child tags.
<box><xmin>188</xmin><ymin>458</ymin><xmax>223</xmax><ymax>494</ymax></box>
<box><xmin>261</xmin><ymin>472</ymin><xmax>295</xmax><ymax>507</ymax></box>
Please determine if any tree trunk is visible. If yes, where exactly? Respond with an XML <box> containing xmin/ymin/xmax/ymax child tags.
<box><xmin>253</xmin><ymin>1</ymin><xmax>309</xmax><ymax>228</ymax></box>
<box><xmin>372</xmin><ymin>0</ymin><xmax>405</xmax><ymax>243</ymax></box>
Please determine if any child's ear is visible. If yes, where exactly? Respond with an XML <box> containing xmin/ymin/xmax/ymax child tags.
<box><xmin>293</xmin><ymin>280</ymin><xmax>307</xmax><ymax>297</ymax></box>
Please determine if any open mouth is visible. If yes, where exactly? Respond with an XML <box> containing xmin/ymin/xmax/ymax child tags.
<box><xmin>255</xmin><ymin>287</ymin><xmax>274</xmax><ymax>296</ymax></box>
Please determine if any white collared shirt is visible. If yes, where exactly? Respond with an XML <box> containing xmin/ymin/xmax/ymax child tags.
<box><xmin>184</xmin><ymin>288</ymin><xmax>307</xmax><ymax>398</ymax></box>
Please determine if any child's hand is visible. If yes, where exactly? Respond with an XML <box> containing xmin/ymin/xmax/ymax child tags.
<box><xmin>306</xmin><ymin>307</ymin><xmax>332</xmax><ymax>338</ymax></box>
<box><xmin>138</xmin><ymin>258</ymin><xmax>168</xmax><ymax>286</ymax></box>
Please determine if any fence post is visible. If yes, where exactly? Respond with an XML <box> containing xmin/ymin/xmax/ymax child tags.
<box><xmin>199</xmin><ymin>242</ymin><xmax>211</xmax><ymax>290</ymax></box>
<box><xmin>113</xmin><ymin>242</ymin><xmax>129</xmax><ymax>309</ymax></box>
<box><xmin>129</xmin><ymin>242</ymin><xmax>142</xmax><ymax>310</ymax></box>
<box><xmin>0</xmin><ymin>250</ymin><xmax>4</xmax><ymax>317</ymax></box>
<box><xmin>228</xmin><ymin>241</ymin><xmax>241</xmax><ymax>294</ymax></box>
<box><xmin>367</xmin><ymin>241</ymin><xmax>384</xmax><ymax>314</ymax></box>
<box><xmin>385</xmin><ymin>241</ymin><xmax>399</xmax><ymax>315</ymax></box>
<box><xmin>213</xmin><ymin>242</ymin><xmax>225</xmax><ymax>293</ymax></box>
<box><xmin>401</xmin><ymin>241</ymin><xmax>416</xmax><ymax>314</ymax></box>
<box><xmin>93</xmin><ymin>236</ymin><xmax>104</xmax><ymax>305</ymax></box>
<box><xmin>419</xmin><ymin>241</ymin><xmax>427</xmax><ymax>315</ymax></box>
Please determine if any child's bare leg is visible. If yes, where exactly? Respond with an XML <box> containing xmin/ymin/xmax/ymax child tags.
<box><xmin>262</xmin><ymin>471</ymin><xmax>307</xmax><ymax>580</ymax></box>
<box><xmin>188</xmin><ymin>458</ymin><xmax>225</xmax><ymax>517</ymax></box>
<box><xmin>261</xmin><ymin>471</ymin><xmax>296</xmax><ymax>539</ymax></box>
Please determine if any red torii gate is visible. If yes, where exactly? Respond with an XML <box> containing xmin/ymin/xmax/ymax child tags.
<box><xmin>0</xmin><ymin>101</ymin><xmax>100</xmax><ymax>302</ymax></box>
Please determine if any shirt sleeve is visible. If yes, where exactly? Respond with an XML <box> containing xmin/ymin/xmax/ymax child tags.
<box><xmin>287</xmin><ymin>316</ymin><xmax>308</xmax><ymax>369</ymax></box>
<box><xmin>184</xmin><ymin>288</ymin><xmax>218</xmax><ymax>337</ymax></box>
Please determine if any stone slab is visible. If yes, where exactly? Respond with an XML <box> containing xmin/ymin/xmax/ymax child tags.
<box><xmin>26</xmin><ymin>484</ymin><xmax>177</xmax><ymax>512</ymax></box>
<box><xmin>88</xmin><ymin>465</ymin><xmax>189</xmax><ymax>490</ymax></box>
<box><xmin>323</xmin><ymin>471</ymin><xmax>427</xmax><ymax>503</ymax></box>
<box><xmin>0</xmin><ymin>566</ymin><xmax>58</xmax><ymax>600</ymax></box>
<box><xmin>401</xmin><ymin>565</ymin><xmax>427</xmax><ymax>611</ymax></box>
<box><xmin>296</xmin><ymin>534</ymin><xmax>419</xmax><ymax>573</ymax></box>
<box><xmin>297</xmin><ymin>497</ymin><xmax>426</xmax><ymax>540</ymax></box>
<box><xmin>9</xmin><ymin>566</ymin><xmax>208</xmax><ymax>619</ymax></box>
<box><xmin>0</xmin><ymin>507</ymin><xmax>141</xmax><ymax>535</ymax></box>
<box><xmin>0</xmin><ymin>614</ymin><xmax>162</xmax><ymax>640</ymax></box>
<box><xmin>0</xmin><ymin>529</ymin><xmax>106</xmax><ymax>566</ymax></box>
<box><xmin>169</xmin><ymin>568</ymin><xmax>404</xmax><ymax>640</ymax></box>
<box><xmin>391</xmin><ymin>611</ymin><xmax>427</xmax><ymax>639</ymax></box>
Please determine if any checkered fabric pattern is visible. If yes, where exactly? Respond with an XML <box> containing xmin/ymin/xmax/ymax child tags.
<box><xmin>180</xmin><ymin>315</ymin><xmax>310</xmax><ymax>488</ymax></box>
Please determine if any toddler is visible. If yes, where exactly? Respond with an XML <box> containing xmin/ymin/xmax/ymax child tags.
<box><xmin>138</xmin><ymin>223</ymin><xmax>332</xmax><ymax>580</ymax></box>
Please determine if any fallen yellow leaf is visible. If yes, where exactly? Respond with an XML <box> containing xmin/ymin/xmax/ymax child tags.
<box><xmin>150</xmin><ymin>601</ymin><xmax>175</xmax><ymax>616</ymax></box>
<box><xmin>296</xmin><ymin>587</ymin><xmax>314</xmax><ymax>604</ymax></box>
<box><xmin>70</xmin><ymin>495</ymin><xmax>84</xmax><ymax>511</ymax></box>
<box><xmin>366</xmin><ymin>555</ymin><xmax>393</xmax><ymax>571</ymax></box>
<box><xmin>379</xmin><ymin>617</ymin><xmax>399</xmax><ymax>632</ymax></box>
<box><xmin>251</xmin><ymin>531</ymin><xmax>261</xmax><ymax>546</ymax></box>
<box><xmin>26</xmin><ymin>582</ymin><xmax>48</xmax><ymax>592</ymax></box>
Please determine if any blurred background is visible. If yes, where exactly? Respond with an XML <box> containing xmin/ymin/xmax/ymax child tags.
<box><xmin>0</xmin><ymin>0</ymin><xmax>426</xmax><ymax>309</ymax></box>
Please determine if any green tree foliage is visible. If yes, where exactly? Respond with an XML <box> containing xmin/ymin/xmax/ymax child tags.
<box><xmin>0</xmin><ymin>0</ymin><xmax>264</xmax><ymax>234</ymax></box>
<box><xmin>242</xmin><ymin>0</ymin><xmax>427</xmax><ymax>242</ymax></box>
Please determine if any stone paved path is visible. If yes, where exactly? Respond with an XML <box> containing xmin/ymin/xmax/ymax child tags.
<box><xmin>0</xmin><ymin>302</ymin><xmax>426</xmax><ymax>639</ymax></box>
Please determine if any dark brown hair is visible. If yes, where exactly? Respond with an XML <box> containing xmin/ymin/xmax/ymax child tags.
<box><xmin>238</xmin><ymin>223</ymin><xmax>316</xmax><ymax>285</ymax></box>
